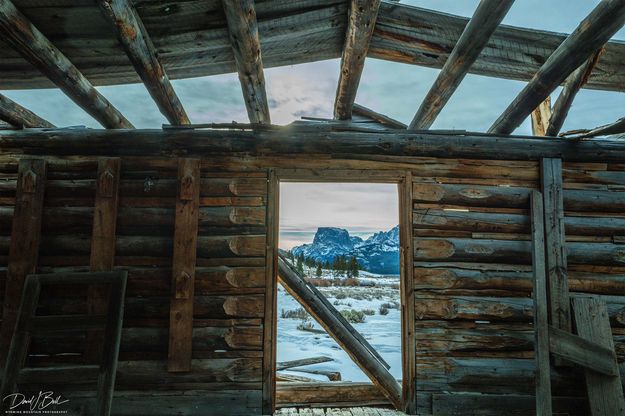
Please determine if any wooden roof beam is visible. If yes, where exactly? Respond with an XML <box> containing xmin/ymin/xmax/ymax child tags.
<box><xmin>0</xmin><ymin>94</ymin><xmax>54</xmax><ymax>128</ymax></box>
<box><xmin>0</xmin><ymin>0</ymin><xmax>132</xmax><ymax>129</ymax></box>
<box><xmin>545</xmin><ymin>49</ymin><xmax>604</xmax><ymax>137</ymax></box>
<box><xmin>409</xmin><ymin>0</ymin><xmax>514</xmax><ymax>129</ymax></box>
<box><xmin>334</xmin><ymin>0</ymin><xmax>381</xmax><ymax>120</ymax></box>
<box><xmin>488</xmin><ymin>0</ymin><xmax>625</xmax><ymax>135</ymax></box>
<box><xmin>98</xmin><ymin>0</ymin><xmax>190</xmax><ymax>125</ymax></box>
<box><xmin>352</xmin><ymin>103</ymin><xmax>406</xmax><ymax>129</ymax></box>
<box><xmin>222</xmin><ymin>0</ymin><xmax>270</xmax><ymax>124</ymax></box>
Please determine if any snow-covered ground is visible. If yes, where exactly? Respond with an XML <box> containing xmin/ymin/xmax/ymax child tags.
<box><xmin>276</xmin><ymin>267</ymin><xmax>402</xmax><ymax>382</ymax></box>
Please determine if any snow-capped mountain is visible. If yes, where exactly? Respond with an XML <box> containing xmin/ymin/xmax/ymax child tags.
<box><xmin>291</xmin><ymin>226</ymin><xmax>399</xmax><ymax>274</ymax></box>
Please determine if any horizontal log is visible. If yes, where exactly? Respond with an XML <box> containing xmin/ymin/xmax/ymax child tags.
<box><xmin>276</xmin><ymin>356</ymin><xmax>333</xmax><ymax>371</ymax></box>
<box><xmin>413</xmin><ymin>208</ymin><xmax>625</xmax><ymax>236</ymax></box>
<box><xmin>414</xmin><ymin>294</ymin><xmax>625</xmax><ymax>326</ymax></box>
<box><xmin>413</xmin><ymin>183</ymin><xmax>625</xmax><ymax>212</ymax></box>
<box><xmin>414</xmin><ymin>238</ymin><xmax>625</xmax><ymax>266</ymax></box>
<box><xmin>276</xmin><ymin>381</ymin><xmax>390</xmax><ymax>407</ymax></box>
<box><xmin>0</xmin><ymin>235</ymin><xmax>265</xmax><ymax>258</ymax></box>
<box><xmin>3</xmin><ymin>127</ymin><xmax>625</xmax><ymax>162</ymax></box>
<box><xmin>414</xmin><ymin>264</ymin><xmax>625</xmax><ymax>295</ymax></box>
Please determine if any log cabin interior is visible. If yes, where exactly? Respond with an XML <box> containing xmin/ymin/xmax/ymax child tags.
<box><xmin>1</xmin><ymin>0</ymin><xmax>625</xmax><ymax>415</ymax></box>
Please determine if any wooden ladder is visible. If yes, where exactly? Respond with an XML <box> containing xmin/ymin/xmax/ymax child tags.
<box><xmin>530</xmin><ymin>190</ymin><xmax>625</xmax><ymax>416</ymax></box>
<box><xmin>0</xmin><ymin>271</ymin><xmax>127</xmax><ymax>416</ymax></box>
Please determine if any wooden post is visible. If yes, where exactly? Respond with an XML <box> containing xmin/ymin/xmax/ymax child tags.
<box><xmin>541</xmin><ymin>158</ymin><xmax>571</xmax><ymax>333</ymax></box>
<box><xmin>0</xmin><ymin>159</ymin><xmax>46</xmax><ymax>368</ymax></box>
<box><xmin>531</xmin><ymin>97</ymin><xmax>552</xmax><ymax>136</ymax></box>
<box><xmin>572</xmin><ymin>296</ymin><xmax>625</xmax><ymax>416</ymax></box>
<box><xmin>399</xmin><ymin>173</ymin><xmax>416</xmax><ymax>414</ymax></box>
<box><xmin>86</xmin><ymin>158</ymin><xmax>121</xmax><ymax>361</ymax></box>
<box><xmin>168</xmin><ymin>158</ymin><xmax>201</xmax><ymax>372</ymax></box>
<box><xmin>530</xmin><ymin>190</ymin><xmax>552</xmax><ymax>416</ymax></box>
<box><xmin>262</xmin><ymin>169</ymin><xmax>278</xmax><ymax>414</ymax></box>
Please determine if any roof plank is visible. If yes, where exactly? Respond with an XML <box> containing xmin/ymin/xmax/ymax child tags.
<box><xmin>97</xmin><ymin>0</ymin><xmax>190</xmax><ymax>125</ymax></box>
<box><xmin>334</xmin><ymin>0</ymin><xmax>380</xmax><ymax>120</ymax></box>
<box><xmin>488</xmin><ymin>0</ymin><xmax>625</xmax><ymax>135</ymax></box>
<box><xmin>408</xmin><ymin>0</ymin><xmax>514</xmax><ymax>129</ymax></box>
<box><xmin>0</xmin><ymin>94</ymin><xmax>55</xmax><ymax>128</ymax></box>
<box><xmin>222</xmin><ymin>0</ymin><xmax>271</xmax><ymax>124</ymax></box>
<box><xmin>0</xmin><ymin>0</ymin><xmax>133</xmax><ymax>128</ymax></box>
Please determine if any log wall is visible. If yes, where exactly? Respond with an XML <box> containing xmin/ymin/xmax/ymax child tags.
<box><xmin>412</xmin><ymin>159</ymin><xmax>625</xmax><ymax>415</ymax></box>
<box><xmin>1</xmin><ymin>130</ymin><xmax>625</xmax><ymax>415</ymax></box>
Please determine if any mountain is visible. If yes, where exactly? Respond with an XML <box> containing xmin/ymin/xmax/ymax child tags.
<box><xmin>291</xmin><ymin>226</ymin><xmax>399</xmax><ymax>274</ymax></box>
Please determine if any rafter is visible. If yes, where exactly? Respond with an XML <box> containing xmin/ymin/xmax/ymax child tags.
<box><xmin>546</xmin><ymin>49</ymin><xmax>604</xmax><ymax>137</ymax></box>
<box><xmin>353</xmin><ymin>103</ymin><xmax>406</xmax><ymax>129</ymax></box>
<box><xmin>0</xmin><ymin>0</ymin><xmax>132</xmax><ymax>129</ymax></box>
<box><xmin>334</xmin><ymin>0</ymin><xmax>381</xmax><ymax>120</ymax></box>
<box><xmin>530</xmin><ymin>97</ymin><xmax>552</xmax><ymax>136</ymax></box>
<box><xmin>488</xmin><ymin>0</ymin><xmax>625</xmax><ymax>135</ymax></box>
<box><xmin>0</xmin><ymin>94</ymin><xmax>54</xmax><ymax>128</ymax></box>
<box><xmin>409</xmin><ymin>0</ymin><xmax>514</xmax><ymax>130</ymax></box>
<box><xmin>222</xmin><ymin>0</ymin><xmax>270</xmax><ymax>124</ymax></box>
<box><xmin>97</xmin><ymin>0</ymin><xmax>190</xmax><ymax>125</ymax></box>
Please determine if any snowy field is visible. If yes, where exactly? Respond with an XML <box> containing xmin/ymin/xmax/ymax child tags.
<box><xmin>276</xmin><ymin>268</ymin><xmax>402</xmax><ymax>382</ymax></box>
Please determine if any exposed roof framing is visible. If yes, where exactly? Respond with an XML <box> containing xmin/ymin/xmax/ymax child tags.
<box><xmin>488</xmin><ymin>0</ymin><xmax>625</xmax><ymax>135</ymax></box>
<box><xmin>563</xmin><ymin>117</ymin><xmax>625</xmax><ymax>139</ymax></box>
<box><xmin>334</xmin><ymin>0</ymin><xmax>380</xmax><ymax>120</ymax></box>
<box><xmin>0</xmin><ymin>0</ymin><xmax>133</xmax><ymax>129</ymax></box>
<box><xmin>408</xmin><ymin>0</ymin><xmax>514</xmax><ymax>130</ymax></box>
<box><xmin>352</xmin><ymin>103</ymin><xmax>406</xmax><ymax>129</ymax></box>
<box><xmin>0</xmin><ymin>94</ymin><xmax>54</xmax><ymax>128</ymax></box>
<box><xmin>222</xmin><ymin>0</ymin><xmax>270</xmax><ymax>124</ymax></box>
<box><xmin>97</xmin><ymin>0</ymin><xmax>190</xmax><ymax>125</ymax></box>
<box><xmin>546</xmin><ymin>49</ymin><xmax>604</xmax><ymax>137</ymax></box>
<box><xmin>3</xmin><ymin>2</ymin><xmax>625</xmax><ymax>94</ymax></box>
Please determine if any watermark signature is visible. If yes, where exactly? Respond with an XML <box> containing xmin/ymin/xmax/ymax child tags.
<box><xmin>3</xmin><ymin>391</ymin><xmax>69</xmax><ymax>414</ymax></box>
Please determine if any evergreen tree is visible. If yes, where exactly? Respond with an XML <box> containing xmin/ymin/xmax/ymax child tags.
<box><xmin>296</xmin><ymin>255</ymin><xmax>304</xmax><ymax>273</ymax></box>
<box><xmin>316</xmin><ymin>263</ymin><xmax>322</xmax><ymax>278</ymax></box>
<box><xmin>349</xmin><ymin>256</ymin><xmax>359</xmax><ymax>277</ymax></box>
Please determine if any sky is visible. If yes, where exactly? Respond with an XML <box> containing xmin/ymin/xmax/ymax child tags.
<box><xmin>3</xmin><ymin>0</ymin><xmax>625</xmax><ymax>247</ymax></box>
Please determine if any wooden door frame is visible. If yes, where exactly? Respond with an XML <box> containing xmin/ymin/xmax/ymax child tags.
<box><xmin>262</xmin><ymin>169</ymin><xmax>416</xmax><ymax>414</ymax></box>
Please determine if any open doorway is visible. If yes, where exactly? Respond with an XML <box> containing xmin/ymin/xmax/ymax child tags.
<box><xmin>274</xmin><ymin>179</ymin><xmax>408</xmax><ymax>409</ymax></box>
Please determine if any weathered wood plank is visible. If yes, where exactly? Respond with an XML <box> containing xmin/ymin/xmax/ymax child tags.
<box><xmin>86</xmin><ymin>158</ymin><xmax>121</xmax><ymax>361</ymax></box>
<box><xmin>276</xmin><ymin>382</ymin><xmax>390</xmax><ymax>408</ymax></box>
<box><xmin>168</xmin><ymin>158</ymin><xmax>201</xmax><ymax>372</ymax></box>
<box><xmin>352</xmin><ymin>103</ymin><xmax>406</xmax><ymax>129</ymax></box>
<box><xmin>223</xmin><ymin>0</ymin><xmax>270</xmax><ymax>124</ymax></box>
<box><xmin>334</xmin><ymin>0</ymin><xmax>380</xmax><ymax>120</ymax></box>
<box><xmin>0</xmin><ymin>93</ymin><xmax>54</xmax><ymax>128</ymax></box>
<box><xmin>572</xmin><ymin>296</ymin><xmax>625</xmax><ymax>416</ymax></box>
<box><xmin>530</xmin><ymin>190</ymin><xmax>552</xmax><ymax>416</ymax></box>
<box><xmin>541</xmin><ymin>158</ymin><xmax>571</xmax><ymax>332</ymax></box>
<box><xmin>489</xmin><ymin>0</ymin><xmax>625</xmax><ymax>134</ymax></box>
<box><xmin>0</xmin><ymin>159</ymin><xmax>46</xmax><ymax>367</ymax></box>
<box><xmin>408</xmin><ymin>0</ymin><xmax>514</xmax><ymax>129</ymax></box>
<box><xmin>97</xmin><ymin>0</ymin><xmax>190</xmax><ymax>125</ymax></box>
<box><xmin>431</xmin><ymin>393</ymin><xmax>588</xmax><ymax>415</ymax></box>
<box><xmin>530</xmin><ymin>97</ymin><xmax>551</xmax><ymax>137</ymax></box>
<box><xmin>549</xmin><ymin>325</ymin><xmax>618</xmax><ymax>376</ymax></box>
<box><xmin>3</xmin><ymin>128</ymin><xmax>625</xmax><ymax>163</ymax></box>
<box><xmin>0</xmin><ymin>0</ymin><xmax>133</xmax><ymax>128</ymax></box>
<box><xmin>546</xmin><ymin>49</ymin><xmax>604</xmax><ymax>137</ymax></box>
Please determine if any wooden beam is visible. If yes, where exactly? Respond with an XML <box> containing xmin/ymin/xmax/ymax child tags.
<box><xmin>0</xmin><ymin>0</ymin><xmax>133</xmax><ymax>129</ymax></box>
<box><xmin>262</xmin><ymin>169</ymin><xmax>278</xmax><ymax>414</ymax></box>
<box><xmin>548</xmin><ymin>325</ymin><xmax>617</xmax><ymax>376</ymax></box>
<box><xmin>488</xmin><ymin>0</ymin><xmax>625</xmax><ymax>134</ymax></box>
<box><xmin>4</xmin><ymin>127</ymin><xmax>625</xmax><ymax>163</ymax></box>
<box><xmin>353</xmin><ymin>103</ymin><xmax>406</xmax><ymax>129</ymax></box>
<box><xmin>222</xmin><ymin>0</ymin><xmax>270</xmax><ymax>124</ymax></box>
<box><xmin>530</xmin><ymin>190</ymin><xmax>552</xmax><ymax>416</ymax></box>
<box><xmin>409</xmin><ymin>0</ymin><xmax>514</xmax><ymax>129</ymax></box>
<box><xmin>572</xmin><ymin>296</ymin><xmax>625</xmax><ymax>416</ymax></box>
<box><xmin>168</xmin><ymin>158</ymin><xmax>201</xmax><ymax>372</ymax></box>
<box><xmin>85</xmin><ymin>158</ymin><xmax>121</xmax><ymax>361</ymax></box>
<box><xmin>278</xmin><ymin>256</ymin><xmax>402</xmax><ymax>409</ymax></box>
<box><xmin>546</xmin><ymin>49</ymin><xmax>605</xmax><ymax>137</ymax></box>
<box><xmin>541</xmin><ymin>158</ymin><xmax>571</xmax><ymax>333</ymax></box>
<box><xmin>531</xmin><ymin>96</ymin><xmax>552</xmax><ymax>136</ymax></box>
<box><xmin>334</xmin><ymin>0</ymin><xmax>381</xmax><ymax>120</ymax></box>
<box><xmin>0</xmin><ymin>159</ymin><xmax>46</xmax><ymax>368</ymax></box>
<box><xmin>97</xmin><ymin>0</ymin><xmax>189</xmax><ymax>125</ymax></box>
<box><xmin>563</xmin><ymin>116</ymin><xmax>625</xmax><ymax>138</ymax></box>
<box><xmin>0</xmin><ymin>94</ymin><xmax>54</xmax><ymax>128</ymax></box>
